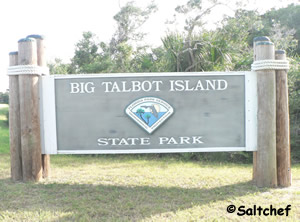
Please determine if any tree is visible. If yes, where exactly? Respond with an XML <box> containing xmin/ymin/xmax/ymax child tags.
<box><xmin>287</xmin><ymin>55</ymin><xmax>300</xmax><ymax>160</ymax></box>
<box><xmin>161</xmin><ymin>33</ymin><xmax>185</xmax><ymax>72</ymax></box>
<box><xmin>0</xmin><ymin>92</ymin><xmax>9</xmax><ymax>104</ymax></box>
<box><xmin>136</xmin><ymin>108</ymin><xmax>146</xmax><ymax>124</ymax></box>
<box><xmin>163</xmin><ymin>0</ymin><xmax>226</xmax><ymax>72</ymax></box>
<box><xmin>70</xmin><ymin>32</ymin><xmax>99</xmax><ymax>73</ymax></box>
<box><xmin>48</xmin><ymin>58</ymin><xmax>71</xmax><ymax>74</ymax></box>
<box><xmin>109</xmin><ymin>1</ymin><xmax>158</xmax><ymax>72</ymax></box>
<box><xmin>50</xmin><ymin>3</ymin><xmax>300</xmax><ymax>161</ymax></box>
<box><xmin>263</xmin><ymin>4</ymin><xmax>300</xmax><ymax>54</ymax></box>
<box><xmin>215</xmin><ymin>9</ymin><xmax>264</xmax><ymax>70</ymax></box>
<box><xmin>173</xmin><ymin>0</ymin><xmax>222</xmax><ymax>39</ymax></box>
<box><xmin>161</xmin><ymin>29</ymin><xmax>246</xmax><ymax>72</ymax></box>
<box><xmin>145</xmin><ymin>114</ymin><xmax>151</xmax><ymax>125</ymax></box>
<box><xmin>111</xmin><ymin>1</ymin><xmax>157</xmax><ymax>46</ymax></box>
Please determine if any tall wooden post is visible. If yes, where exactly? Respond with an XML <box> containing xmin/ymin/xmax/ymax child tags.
<box><xmin>18</xmin><ymin>38</ymin><xmax>43</xmax><ymax>182</ymax></box>
<box><xmin>275</xmin><ymin>50</ymin><xmax>291</xmax><ymax>187</ymax></box>
<box><xmin>9</xmin><ymin>51</ymin><xmax>23</xmax><ymax>181</ymax></box>
<box><xmin>27</xmin><ymin>35</ymin><xmax>51</xmax><ymax>179</ymax></box>
<box><xmin>254</xmin><ymin>37</ymin><xmax>277</xmax><ymax>187</ymax></box>
<box><xmin>252</xmin><ymin>36</ymin><xmax>270</xmax><ymax>183</ymax></box>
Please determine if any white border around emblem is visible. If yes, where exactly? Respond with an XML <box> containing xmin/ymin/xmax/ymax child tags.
<box><xmin>125</xmin><ymin>97</ymin><xmax>174</xmax><ymax>134</ymax></box>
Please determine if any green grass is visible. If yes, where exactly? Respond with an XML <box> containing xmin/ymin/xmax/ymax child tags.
<box><xmin>0</xmin><ymin>105</ymin><xmax>9</xmax><ymax>154</ymax></box>
<box><xmin>0</xmin><ymin>155</ymin><xmax>299</xmax><ymax>221</ymax></box>
<box><xmin>0</xmin><ymin>105</ymin><xmax>299</xmax><ymax>221</ymax></box>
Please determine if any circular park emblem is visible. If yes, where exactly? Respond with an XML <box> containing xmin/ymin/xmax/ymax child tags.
<box><xmin>125</xmin><ymin>97</ymin><xmax>174</xmax><ymax>134</ymax></box>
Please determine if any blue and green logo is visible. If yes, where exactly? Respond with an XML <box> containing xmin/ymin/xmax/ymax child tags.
<box><xmin>125</xmin><ymin>97</ymin><xmax>174</xmax><ymax>134</ymax></box>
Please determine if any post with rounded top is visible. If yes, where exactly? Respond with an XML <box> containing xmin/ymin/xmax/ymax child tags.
<box><xmin>27</xmin><ymin>34</ymin><xmax>51</xmax><ymax>179</ymax></box>
<box><xmin>275</xmin><ymin>50</ymin><xmax>291</xmax><ymax>187</ymax></box>
<box><xmin>252</xmin><ymin>36</ymin><xmax>271</xmax><ymax>183</ymax></box>
<box><xmin>253</xmin><ymin>37</ymin><xmax>277</xmax><ymax>187</ymax></box>
<box><xmin>18</xmin><ymin>37</ymin><xmax>43</xmax><ymax>182</ymax></box>
<box><xmin>9</xmin><ymin>51</ymin><xmax>23</xmax><ymax>181</ymax></box>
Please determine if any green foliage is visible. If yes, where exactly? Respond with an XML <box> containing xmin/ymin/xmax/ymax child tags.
<box><xmin>48</xmin><ymin>58</ymin><xmax>71</xmax><ymax>74</ymax></box>
<box><xmin>107</xmin><ymin>1</ymin><xmax>157</xmax><ymax>73</ymax></box>
<box><xmin>160</xmin><ymin>8</ymin><xmax>263</xmax><ymax>73</ymax></box>
<box><xmin>136</xmin><ymin>108</ymin><xmax>145</xmax><ymax>114</ymax></box>
<box><xmin>65</xmin><ymin>2</ymin><xmax>158</xmax><ymax>74</ymax></box>
<box><xmin>42</xmin><ymin>2</ymin><xmax>300</xmax><ymax>162</ymax></box>
<box><xmin>288</xmin><ymin>55</ymin><xmax>300</xmax><ymax>161</ymax></box>
<box><xmin>173</xmin><ymin>0</ymin><xmax>221</xmax><ymax>37</ymax></box>
<box><xmin>0</xmin><ymin>92</ymin><xmax>9</xmax><ymax>104</ymax></box>
<box><xmin>269</xmin><ymin>23</ymin><xmax>298</xmax><ymax>54</ymax></box>
<box><xmin>130</xmin><ymin>46</ymin><xmax>177</xmax><ymax>72</ymax></box>
<box><xmin>111</xmin><ymin>42</ymin><xmax>134</xmax><ymax>72</ymax></box>
<box><xmin>263</xmin><ymin>4</ymin><xmax>300</xmax><ymax>54</ymax></box>
<box><xmin>111</xmin><ymin>1</ymin><xmax>157</xmax><ymax>45</ymax></box>
<box><xmin>70</xmin><ymin>31</ymin><xmax>100</xmax><ymax>73</ymax></box>
<box><xmin>161</xmin><ymin>33</ymin><xmax>185</xmax><ymax>72</ymax></box>
<box><xmin>0</xmin><ymin>106</ymin><xmax>9</xmax><ymax>154</ymax></box>
<box><xmin>161</xmin><ymin>29</ymin><xmax>250</xmax><ymax>72</ymax></box>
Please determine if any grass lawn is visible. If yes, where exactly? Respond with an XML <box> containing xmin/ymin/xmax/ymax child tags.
<box><xmin>0</xmin><ymin>104</ymin><xmax>9</xmax><ymax>154</ymax></box>
<box><xmin>0</xmin><ymin>105</ymin><xmax>299</xmax><ymax>221</ymax></box>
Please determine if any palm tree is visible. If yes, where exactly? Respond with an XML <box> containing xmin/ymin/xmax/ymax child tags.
<box><xmin>136</xmin><ymin>108</ymin><xmax>146</xmax><ymax>124</ymax></box>
<box><xmin>145</xmin><ymin>114</ymin><xmax>151</xmax><ymax>125</ymax></box>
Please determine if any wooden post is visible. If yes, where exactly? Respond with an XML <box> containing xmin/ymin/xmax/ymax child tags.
<box><xmin>27</xmin><ymin>34</ymin><xmax>50</xmax><ymax>179</ymax></box>
<box><xmin>9</xmin><ymin>51</ymin><xmax>23</xmax><ymax>181</ymax></box>
<box><xmin>18</xmin><ymin>38</ymin><xmax>43</xmax><ymax>182</ymax></box>
<box><xmin>252</xmin><ymin>36</ymin><xmax>270</xmax><ymax>183</ymax></box>
<box><xmin>255</xmin><ymin>37</ymin><xmax>277</xmax><ymax>187</ymax></box>
<box><xmin>275</xmin><ymin>50</ymin><xmax>291</xmax><ymax>187</ymax></box>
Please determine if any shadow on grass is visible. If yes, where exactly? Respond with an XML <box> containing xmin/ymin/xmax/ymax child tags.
<box><xmin>51</xmin><ymin>154</ymin><xmax>251</xmax><ymax>170</ymax></box>
<box><xmin>0</xmin><ymin>178</ymin><xmax>267</xmax><ymax>221</ymax></box>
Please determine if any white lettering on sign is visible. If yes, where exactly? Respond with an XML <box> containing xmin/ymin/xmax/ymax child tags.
<box><xmin>70</xmin><ymin>82</ymin><xmax>95</xmax><ymax>94</ymax></box>
<box><xmin>97</xmin><ymin>136</ymin><xmax>204</xmax><ymax>146</ymax></box>
<box><xmin>159</xmin><ymin>136</ymin><xmax>203</xmax><ymax>145</ymax></box>
<box><xmin>169</xmin><ymin>80</ymin><xmax>228</xmax><ymax>91</ymax></box>
<box><xmin>69</xmin><ymin>79</ymin><xmax>228</xmax><ymax>94</ymax></box>
<box><xmin>97</xmin><ymin>137</ymin><xmax>151</xmax><ymax>146</ymax></box>
<box><xmin>101</xmin><ymin>80</ymin><xmax>163</xmax><ymax>93</ymax></box>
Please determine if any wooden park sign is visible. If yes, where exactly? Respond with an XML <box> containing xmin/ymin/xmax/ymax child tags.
<box><xmin>7</xmin><ymin>35</ymin><xmax>291</xmax><ymax>188</ymax></box>
<box><xmin>40</xmin><ymin>72</ymin><xmax>257</xmax><ymax>154</ymax></box>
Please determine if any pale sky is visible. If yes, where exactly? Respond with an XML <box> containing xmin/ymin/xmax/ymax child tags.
<box><xmin>0</xmin><ymin>0</ymin><xmax>299</xmax><ymax>91</ymax></box>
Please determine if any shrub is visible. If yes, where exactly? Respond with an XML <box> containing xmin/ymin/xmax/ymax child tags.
<box><xmin>0</xmin><ymin>92</ymin><xmax>9</xmax><ymax>104</ymax></box>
